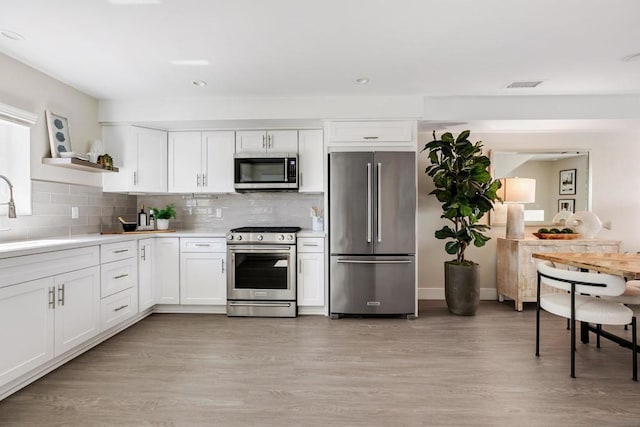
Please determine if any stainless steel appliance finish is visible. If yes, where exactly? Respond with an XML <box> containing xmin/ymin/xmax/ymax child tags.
<box><xmin>226</xmin><ymin>226</ymin><xmax>300</xmax><ymax>317</ymax></box>
<box><xmin>329</xmin><ymin>151</ymin><xmax>416</xmax><ymax>318</ymax></box>
<box><xmin>234</xmin><ymin>153</ymin><xmax>298</xmax><ymax>191</ymax></box>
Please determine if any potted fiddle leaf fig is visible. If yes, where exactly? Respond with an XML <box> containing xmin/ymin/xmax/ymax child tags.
<box><xmin>423</xmin><ymin>130</ymin><xmax>501</xmax><ymax>315</ymax></box>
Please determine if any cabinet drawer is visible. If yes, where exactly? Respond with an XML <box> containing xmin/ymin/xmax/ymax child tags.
<box><xmin>180</xmin><ymin>238</ymin><xmax>226</xmax><ymax>253</ymax></box>
<box><xmin>327</xmin><ymin>121</ymin><xmax>413</xmax><ymax>142</ymax></box>
<box><xmin>298</xmin><ymin>237</ymin><xmax>325</xmax><ymax>253</ymax></box>
<box><xmin>101</xmin><ymin>240</ymin><xmax>136</xmax><ymax>263</ymax></box>
<box><xmin>101</xmin><ymin>258</ymin><xmax>137</xmax><ymax>298</ymax></box>
<box><xmin>101</xmin><ymin>287</ymin><xmax>138</xmax><ymax>332</ymax></box>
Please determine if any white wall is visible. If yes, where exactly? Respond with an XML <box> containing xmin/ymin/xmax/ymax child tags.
<box><xmin>0</xmin><ymin>53</ymin><xmax>102</xmax><ymax>187</ymax></box>
<box><xmin>417</xmin><ymin>130</ymin><xmax>640</xmax><ymax>299</ymax></box>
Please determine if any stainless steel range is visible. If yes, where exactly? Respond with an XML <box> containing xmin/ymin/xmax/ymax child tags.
<box><xmin>226</xmin><ymin>226</ymin><xmax>301</xmax><ymax>317</ymax></box>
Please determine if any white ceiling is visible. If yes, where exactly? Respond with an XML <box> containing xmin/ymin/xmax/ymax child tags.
<box><xmin>1</xmin><ymin>0</ymin><xmax>640</xmax><ymax>102</ymax></box>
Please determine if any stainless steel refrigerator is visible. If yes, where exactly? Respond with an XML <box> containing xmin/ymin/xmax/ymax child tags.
<box><xmin>329</xmin><ymin>151</ymin><xmax>416</xmax><ymax>318</ymax></box>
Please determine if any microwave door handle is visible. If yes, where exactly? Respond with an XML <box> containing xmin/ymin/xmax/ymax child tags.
<box><xmin>284</xmin><ymin>157</ymin><xmax>288</xmax><ymax>182</ymax></box>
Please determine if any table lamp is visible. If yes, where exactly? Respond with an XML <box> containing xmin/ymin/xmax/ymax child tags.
<box><xmin>501</xmin><ymin>177</ymin><xmax>536</xmax><ymax>239</ymax></box>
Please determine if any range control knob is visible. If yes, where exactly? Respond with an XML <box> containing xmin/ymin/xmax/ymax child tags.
<box><xmin>227</xmin><ymin>234</ymin><xmax>234</xmax><ymax>240</ymax></box>
<box><xmin>278</xmin><ymin>235</ymin><xmax>285</xmax><ymax>241</ymax></box>
<box><xmin>287</xmin><ymin>234</ymin><xmax>294</xmax><ymax>241</ymax></box>
<box><xmin>237</xmin><ymin>235</ymin><xmax>243</xmax><ymax>241</ymax></box>
<box><xmin>257</xmin><ymin>235</ymin><xmax>264</xmax><ymax>241</ymax></box>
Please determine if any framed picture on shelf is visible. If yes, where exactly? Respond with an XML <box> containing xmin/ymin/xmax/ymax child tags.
<box><xmin>559</xmin><ymin>168</ymin><xmax>576</xmax><ymax>195</ymax></box>
<box><xmin>45</xmin><ymin>111</ymin><xmax>71</xmax><ymax>157</ymax></box>
<box><xmin>558</xmin><ymin>198</ymin><xmax>575</xmax><ymax>213</ymax></box>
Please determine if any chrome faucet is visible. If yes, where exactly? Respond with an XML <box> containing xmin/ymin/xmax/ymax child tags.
<box><xmin>0</xmin><ymin>175</ymin><xmax>17</xmax><ymax>218</ymax></box>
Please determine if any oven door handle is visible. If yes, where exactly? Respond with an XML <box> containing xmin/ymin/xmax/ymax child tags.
<box><xmin>228</xmin><ymin>246</ymin><xmax>294</xmax><ymax>252</ymax></box>
<box><xmin>228</xmin><ymin>301</ymin><xmax>293</xmax><ymax>308</ymax></box>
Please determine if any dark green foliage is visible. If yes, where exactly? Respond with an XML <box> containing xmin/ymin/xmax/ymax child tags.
<box><xmin>422</xmin><ymin>130</ymin><xmax>501</xmax><ymax>264</ymax></box>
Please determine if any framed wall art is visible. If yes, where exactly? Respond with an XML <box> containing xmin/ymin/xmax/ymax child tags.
<box><xmin>45</xmin><ymin>111</ymin><xmax>71</xmax><ymax>157</ymax></box>
<box><xmin>559</xmin><ymin>168</ymin><xmax>576</xmax><ymax>195</ymax></box>
<box><xmin>558</xmin><ymin>198</ymin><xmax>575</xmax><ymax>213</ymax></box>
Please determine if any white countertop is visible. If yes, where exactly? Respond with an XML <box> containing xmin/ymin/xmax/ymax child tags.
<box><xmin>0</xmin><ymin>229</ymin><xmax>325</xmax><ymax>259</ymax></box>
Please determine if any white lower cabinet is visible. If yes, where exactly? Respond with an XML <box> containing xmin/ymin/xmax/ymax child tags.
<box><xmin>101</xmin><ymin>287</ymin><xmax>138</xmax><ymax>332</ymax></box>
<box><xmin>100</xmin><ymin>242</ymin><xmax>138</xmax><ymax>332</ymax></box>
<box><xmin>155</xmin><ymin>237</ymin><xmax>180</xmax><ymax>304</ymax></box>
<box><xmin>0</xmin><ymin>278</ymin><xmax>54</xmax><ymax>386</ymax></box>
<box><xmin>55</xmin><ymin>267</ymin><xmax>101</xmax><ymax>355</ymax></box>
<box><xmin>297</xmin><ymin>237</ymin><xmax>325</xmax><ymax>307</ymax></box>
<box><xmin>138</xmin><ymin>238</ymin><xmax>155</xmax><ymax>311</ymax></box>
<box><xmin>180</xmin><ymin>238</ymin><xmax>226</xmax><ymax>305</ymax></box>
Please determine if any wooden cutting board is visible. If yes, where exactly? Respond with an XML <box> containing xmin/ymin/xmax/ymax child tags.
<box><xmin>100</xmin><ymin>229</ymin><xmax>176</xmax><ymax>235</ymax></box>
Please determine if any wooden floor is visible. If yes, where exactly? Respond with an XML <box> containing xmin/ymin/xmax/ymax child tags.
<box><xmin>1</xmin><ymin>300</ymin><xmax>640</xmax><ymax>426</ymax></box>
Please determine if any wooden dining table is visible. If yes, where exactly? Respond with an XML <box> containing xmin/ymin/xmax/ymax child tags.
<box><xmin>532</xmin><ymin>252</ymin><xmax>640</xmax><ymax>280</ymax></box>
<box><xmin>532</xmin><ymin>251</ymin><xmax>640</xmax><ymax>350</ymax></box>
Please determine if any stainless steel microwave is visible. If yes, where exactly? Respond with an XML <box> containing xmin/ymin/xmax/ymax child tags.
<box><xmin>234</xmin><ymin>153</ymin><xmax>298</xmax><ymax>191</ymax></box>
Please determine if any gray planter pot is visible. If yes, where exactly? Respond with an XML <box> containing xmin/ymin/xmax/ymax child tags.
<box><xmin>444</xmin><ymin>261</ymin><xmax>480</xmax><ymax>316</ymax></box>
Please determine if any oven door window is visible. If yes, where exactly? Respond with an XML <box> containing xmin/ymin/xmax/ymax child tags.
<box><xmin>234</xmin><ymin>253</ymin><xmax>290</xmax><ymax>290</ymax></box>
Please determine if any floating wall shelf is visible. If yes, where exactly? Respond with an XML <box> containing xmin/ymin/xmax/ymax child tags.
<box><xmin>42</xmin><ymin>158</ymin><xmax>119</xmax><ymax>173</ymax></box>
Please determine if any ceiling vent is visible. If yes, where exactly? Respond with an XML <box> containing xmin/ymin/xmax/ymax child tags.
<box><xmin>506</xmin><ymin>80</ymin><xmax>543</xmax><ymax>89</ymax></box>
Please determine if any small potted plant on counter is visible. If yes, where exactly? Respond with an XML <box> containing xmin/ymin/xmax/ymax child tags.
<box><xmin>153</xmin><ymin>204</ymin><xmax>176</xmax><ymax>230</ymax></box>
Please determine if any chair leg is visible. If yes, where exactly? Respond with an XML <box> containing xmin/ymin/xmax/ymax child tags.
<box><xmin>571</xmin><ymin>283</ymin><xmax>576</xmax><ymax>379</ymax></box>
<box><xmin>536</xmin><ymin>273</ymin><xmax>541</xmax><ymax>357</ymax></box>
<box><xmin>566</xmin><ymin>319</ymin><xmax>570</xmax><ymax>330</ymax></box>
<box><xmin>632</xmin><ymin>317</ymin><xmax>637</xmax><ymax>382</ymax></box>
<box><xmin>596</xmin><ymin>324</ymin><xmax>601</xmax><ymax>348</ymax></box>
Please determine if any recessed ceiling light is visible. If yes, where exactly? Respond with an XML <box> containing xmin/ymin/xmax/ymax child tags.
<box><xmin>0</xmin><ymin>30</ymin><xmax>25</xmax><ymax>41</ymax></box>
<box><xmin>354</xmin><ymin>77</ymin><xmax>370</xmax><ymax>85</ymax></box>
<box><xmin>621</xmin><ymin>52</ymin><xmax>640</xmax><ymax>63</ymax></box>
<box><xmin>107</xmin><ymin>0</ymin><xmax>162</xmax><ymax>4</ymax></box>
<box><xmin>192</xmin><ymin>80</ymin><xmax>207</xmax><ymax>87</ymax></box>
<box><xmin>506</xmin><ymin>80</ymin><xmax>544</xmax><ymax>89</ymax></box>
<box><xmin>170</xmin><ymin>60</ymin><xmax>209</xmax><ymax>66</ymax></box>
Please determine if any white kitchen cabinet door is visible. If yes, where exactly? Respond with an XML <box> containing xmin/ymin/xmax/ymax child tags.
<box><xmin>298</xmin><ymin>129</ymin><xmax>324</xmax><ymax>192</ymax></box>
<box><xmin>327</xmin><ymin>121</ymin><xmax>413</xmax><ymax>142</ymax></box>
<box><xmin>268</xmin><ymin>130</ymin><xmax>298</xmax><ymax>153</ymax></box>
<box><xmin>102</xmin><ymin>125</ymin><xmax>167</xmax><ymax>193</ymax></box>
<box><xmin>168</xmin><ymin>131</ymin><xmax>203</xmax><ymax>193</ymax></box>
<box><xmin>53</xmin><ymin>266</ymin><xmax>101</xmax><ymax>357</ymax></box>
<box><xmin>202</xmin><ymin>131</ymin><xmax>235</xmax><ymax>193</ymax></box>
<box><xmin>180</xmin><ymin>252</ymin><xmax>226</xmax><ymax>305</ymax></box>
<box><xmin>297</xmin><ymin>252</ymin><xmax>325</xmax><ymax>307</ymax></box>
<box><xmin>155</xmin><ymin>238</ymin><xmax>180</xmax><ymax>304</ymax></box>
<box><xmin>0</xmin><ymin>277</ymin><xmax>54</xmax><ymax>387</ymax></box>
<box><xmin>138</xmin><ymin>238</ymin><xmax>155</xmax><ymax>311</ymax></box>
<box><xmin>235</xmin><ymin>130</ymin><xmax>267</xmax><ymax>154</ymax></box>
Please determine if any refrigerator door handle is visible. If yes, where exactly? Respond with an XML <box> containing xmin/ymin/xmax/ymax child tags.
<box><xmin>337</xmin><ymin>259</ymin><xmax>412</xmax><ymax>264</ymax></box>
<box><xmin>367</xmin><ymin>162</ymin><xmax>372</xmax><ymax>243</ymax></box>
<box><xmin>377</xmin><ymin>162</ymin><xmax>382</xmax><ymax>243</ymax></box>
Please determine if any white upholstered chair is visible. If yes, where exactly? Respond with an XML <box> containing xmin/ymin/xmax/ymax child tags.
<box><xmin>536</xmin><ymin>260</ymin><xmax>637</xmax><ymax>380</ymax></box>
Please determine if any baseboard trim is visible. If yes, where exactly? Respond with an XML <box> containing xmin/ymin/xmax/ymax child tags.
<box><xmin>418</xmin><ymin>288</ymin><xmax>497</xmax><ymax>301</ymax></box>
<box><xmin>153</xmin><ymin>305</ymin><xmax>226</xmax><ymax>314</ymax></box>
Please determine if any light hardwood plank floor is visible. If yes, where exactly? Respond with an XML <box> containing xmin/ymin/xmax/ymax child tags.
<box><xmin>1</xmin><ymin>300</ymin><xmax>639</xmax><ymax>426</ymax></box>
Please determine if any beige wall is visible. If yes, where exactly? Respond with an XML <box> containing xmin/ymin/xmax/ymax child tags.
<box><xmin>0</xmin><ymin>53</ymin><xmax>102</xmax><ymax>187</ymax></box>
<box><xmin>417</xmin><ymin>130</ymin><xmax>640</xmax><ymax>299</ymax></box>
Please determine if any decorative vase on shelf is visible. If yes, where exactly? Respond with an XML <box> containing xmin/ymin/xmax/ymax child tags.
<box><xmin>157</xmin><ymin>219</ymin><xmax>170</xmax><ymax>230</ymax></box>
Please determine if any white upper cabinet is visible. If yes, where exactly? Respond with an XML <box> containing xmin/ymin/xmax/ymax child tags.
<box><xmin>168</xmin><ymin>131</ymin><xmax>234</xmax><ymax>193</ymax></box>
<box><xmin>327</xmin><ymin>121</ymin><xmax>413</xmax><ymax>142</ymax></box>
<box><xmin>102</xmin><ymin>125</ymin><xmax>167</xmax><ymax>193</ymax></box>
<box><xmin>298</xmin><ymin>129</ymin><xmax>324</xmax><ymax>193</ymax></box>
<box><xmin>235</xmin><ymin>130</ymin><xmax>298</xmax><ymax>154</ymax></box>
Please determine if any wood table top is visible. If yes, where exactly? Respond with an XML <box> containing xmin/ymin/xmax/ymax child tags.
<box><xmin>532</xmin><ymin>252</ymin><xmax>640</xmax><ymax>280</ymax></box>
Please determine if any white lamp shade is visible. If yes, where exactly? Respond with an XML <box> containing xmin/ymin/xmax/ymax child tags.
<box><xmin>500</xmin><ymin>178</ymin><xmax>536</xmax><ymax>203</ymax></box>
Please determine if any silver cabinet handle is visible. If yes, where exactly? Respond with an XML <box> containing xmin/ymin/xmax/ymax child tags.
<box><xmin>300</xmin><ymin>172</ymin><xmax>303</xmax><ymax>187</ymax></box>
<box><xmin>133</xmin><ymin>171</ymin><xmax>137</xmax><ymax>186</ymax></box>
<box><xmin>221</xmin><ymin>259</ymin><xmax>225</xmax><ymax>274</ymax></box>
<box><xmin>114</xmin><ymin>304</ymin><xmax>129</xmax><ymax>312</ymax></box>
<box><xmin>299</xmin><ymin>262</ymin><xmax>302</xmax><ymax>274</ymax></box>
<box><xmin>141</xmin><ymin>245</ymin><xmax>146</xmax><ymax>261</ymax></box>
<box><xmin>197</xmin><ymin>173</ymin><xmax>201</xmax><ymax>187</ymax></box>
<box><xmin>303</xmin><ymin>243</ymin><xmax>319</xmax><ymax>247</ymax></box>
<box><xmin>268</xmin><ymin>134</ymin><xmax>273</xmax><ymax>149</ymax></box>
<box><xmin>367</xmin><ymin>162</ymin><xmax>372</xmax><ymax>243</ymax></box>
<box><xmin>195</xmin><ymin>243</ymin><xmax>211</xmax><ymax>247</ymax></box>
<box><xmin>377</xmin><ymin>162</ymin><xmax>382</xmax><ymax>243</ymax></box>
<box><xmin>262</xmin><ymin>134</ymin><xmax>266</xmax><ymax>149</ymax></box>
<box><xmin>114</xmin><ymin>249</ymin><xmax>129</xmax><ymax>254</ymax></box>
<box><xmin>49</xmin><ymin>287</ymin><xmax>55</xmax><ymax>309</ymax></box>
<box><xmin>202</xmin><ymin>173</ymin><xmax>207</xmax><ymax>187</ymax></box>
<box><xmin>58</xmin><ymin>284</ymin><xmax>65</xmax><ymax>306</ymax></box>
<box><xmin>114</xmin><ymin>274</ymin><xmax>129</xmax><ymax>280</ymax></box>
<box><xmin>337</xmin><ymin>259</ymin><xmax>412</xmax><ymax>264</ymax></box>
<box><xmin>363</xmin><ymin>136</ymin><xmax>379</xmax><ymax>140</ymax></box>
